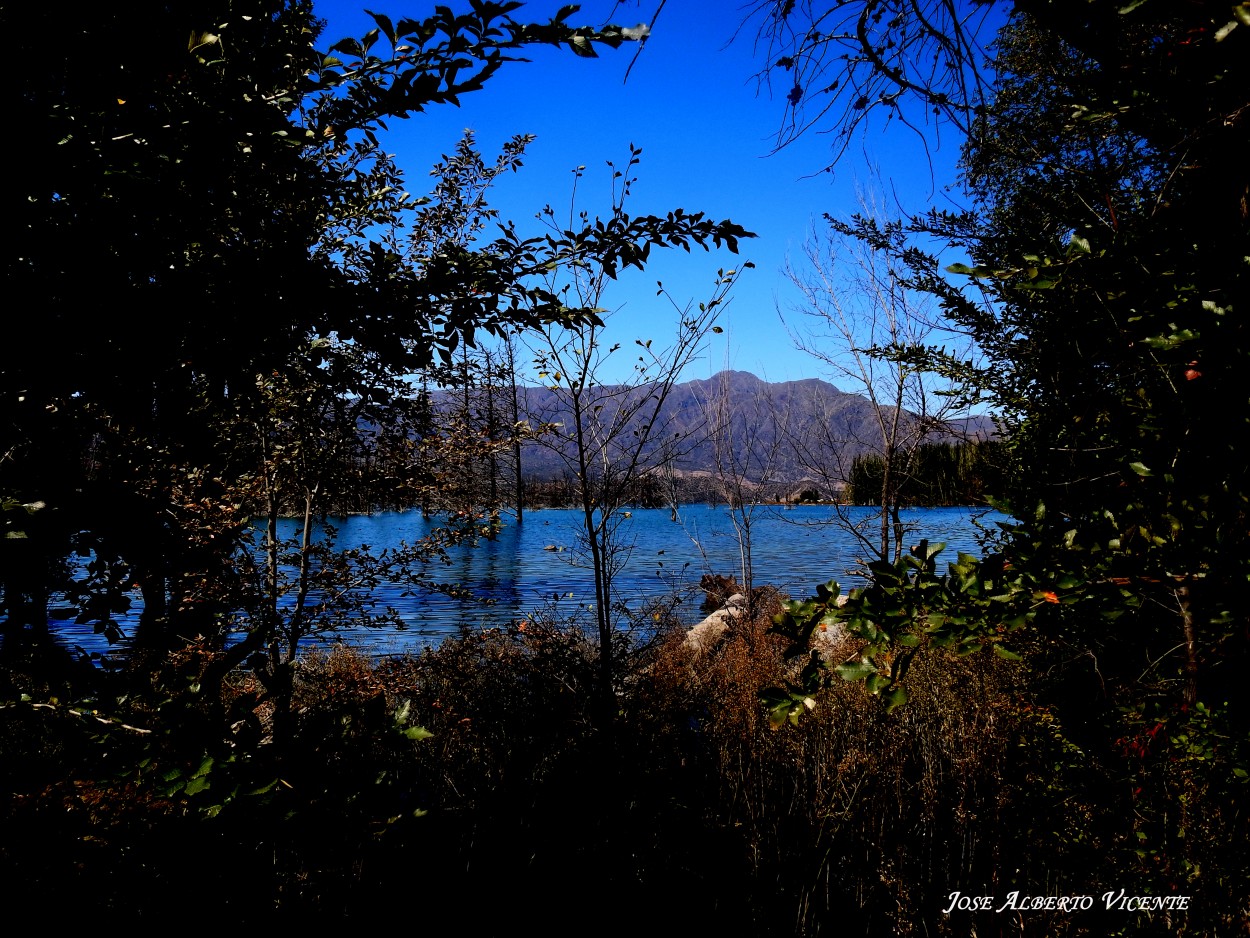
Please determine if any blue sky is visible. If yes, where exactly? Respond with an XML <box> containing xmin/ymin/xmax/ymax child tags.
<box><xmin>313</xmin><ymin>0</ymin><xmax>982</xmax><ymax>385</ymax></box>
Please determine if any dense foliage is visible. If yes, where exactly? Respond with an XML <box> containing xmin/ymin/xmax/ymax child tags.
<box><xmin>845</xmin><ymin>440</ymin><xmax>1005</xmax><ymax>507</ymax></box>
<box><xmin>763</xmin><ymin>0</ymin><xmax>1250</xmax><ymax>931</ymax></box>
<box><xmin>1</xmin><ymin>2</ymin><xmax>749</xmax><ymax>922</ymax></box>
<box><xmin>1</xmin><ymin>1</ymin><xmax>745</xmax><ymax>661</ymax></box>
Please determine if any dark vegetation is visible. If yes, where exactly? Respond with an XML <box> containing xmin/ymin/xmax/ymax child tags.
<box><xmin>756</xmin><ymin>0</ymin><xmax>1250</xmax><ymax>932</ymax></box>
<box><xmin>0</xmin><ymin>605</ymin><xmax>1034</xmax><ymax>932</ymax></box>
<box><xmin>846</xmin><ymin>440</ymin><xmax>1006</xmax><ymax>507</ymax></box>
<box><xmin>3</xmin><ymin>0</ymin><xmax>1249</xmax><ymax>933</ymax></box>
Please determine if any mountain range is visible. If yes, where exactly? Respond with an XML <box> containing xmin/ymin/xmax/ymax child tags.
<box><xmin>512</xmin><ymin>369</ymin><xmax>995</xmax><ymax>487</ymax></box>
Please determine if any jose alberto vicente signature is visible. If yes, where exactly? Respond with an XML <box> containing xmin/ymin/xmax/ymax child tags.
<box><xmin>942</xmin><ymin>890</ymin><xmax>1192</xmax><ymax>915</ymax></box>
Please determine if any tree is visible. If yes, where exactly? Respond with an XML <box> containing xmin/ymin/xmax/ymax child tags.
<box><xmin>4</xmin><ymin>0</ymin><xmax>334</xmax><ymax>652</ymax></box>
<box><xmin>928</xmin><ymin>6</ymin><xmax>1250</xmax><ymax>732</ymax></box>
<box><xmin>947</xmin><ymin>20</ymin><xmax>1250</xmax><ymax>909</ymax></box>
<box><xmin>0</xmin><ymin>1</ymin><xmax>646</xmax><ymax>655</ymax></box>
<box><xmin>782</xmin><ymin>206</ymin><xmax>976</xmax><ymax>567</ymax></box>
<box><xmin>500</xmin><ymin>331</ymin><xmax>528</xmax><ymax>522</ymax></box>
<box><xmin>134</xmin><ymin>114</ymin><xmax>548</xmax><ymax>724</ymax></box>
<box><xmin>2</xmin><ymin>0</ymin><xmax>761</xmax><ymax>753</ymax></box>
<box><xmin>742</xmin><ymin>0</ymin><xmax>998</xmax><ymax>169</ymax></box>
<box><xmin>698</xmin><ymin>369</ymin><xmax>790</xmax><ymax>614</ymax></box>
<box><xmin>845</xmin><ymin>439</ymin><xmax>1003</xmax><ymax>506</ymax></box>
<box><xmin>3</xmin><ymin>1</ymin><xmax>773</xmax><ymax>825</ymax></box>
<box><xmin>756</xmin><ymin>1</ymin><xmax>1250</xmax><ymax>926</ymax></box>
<box><xmin>525</xmin><ymin>146</ymin><xmax>752</xmax><ymax>718</ymax></box>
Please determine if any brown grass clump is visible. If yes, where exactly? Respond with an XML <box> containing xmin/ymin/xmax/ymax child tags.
<box><xmin>629</xmin><ymin>600</ymin><xmax>1023</xmax><ymax>936</ymax></box>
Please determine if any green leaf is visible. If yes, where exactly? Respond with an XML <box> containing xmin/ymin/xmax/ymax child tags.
<box><xmin>330</xmin><ymin>37</ymin><xmax>364</xmax><ymax>57</ymax></box>
<box><xmin>835</xmin><ymin>660</ymin><xmax>877</xmax><ymax>682</ymax></box>
<box><xmin>367</xmin><ymin>10</ymin><xmax>397</xmax><ymax>44</ymax></box>
<box><xmin>761</xmin><ymin>687</ymin><xmax>805</xmax><ymax>728</ymax></box>
<box><xmin>883</xmin><ymin>685</ymin><xmax>908</xmax><ymax>712</ymax></box>
<box><xmin>568</xmin><ymin>33</ymin><xmax>598</xmax><ymax>57</ymax></box>
<box><xmin>815</xmin><ymin>579</ymin><xmax>839</xmax><ymax>601</ymax></box>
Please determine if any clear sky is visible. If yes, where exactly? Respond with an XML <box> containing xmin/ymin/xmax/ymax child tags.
<box><xmin>313</xmin><ymin>0</ymin><xmax>981</xmax><ymax>386</ymax></box>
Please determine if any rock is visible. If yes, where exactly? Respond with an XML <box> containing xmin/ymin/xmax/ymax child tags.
<box><xmin>810</xmin><ymin>594</ymin><xmax>850</xmax><ymax>653</ymax></box>
<box><xmin>683</xmin><ymin>605</ymin><xmax>737</xmax><ymax>653</ymax></box>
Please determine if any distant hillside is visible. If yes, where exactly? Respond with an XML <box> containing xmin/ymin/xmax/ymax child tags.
<box><xmin>513</xmin><ymin>369</ymin><xmax>995</xmax><ymax>487</ymax></box>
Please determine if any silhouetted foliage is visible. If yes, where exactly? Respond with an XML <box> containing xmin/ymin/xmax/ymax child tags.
<box><xmin>761</xmin><ymin>2</ymin><xmax>1250</xmax><ymax>931</ymax></box>
<box><xmin>846</xmin><ymin>440</ymin><xmax>1005</xmax><ymax>506</ymax></box>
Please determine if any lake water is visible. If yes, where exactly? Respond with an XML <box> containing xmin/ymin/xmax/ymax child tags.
<box><xmin>53</xmin><ymin>504</ymin><xmax>1004</xmax><ymax>656</ymax></box>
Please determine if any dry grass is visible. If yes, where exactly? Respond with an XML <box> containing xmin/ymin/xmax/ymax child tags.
<box><xmin>4</xmin><ymin>605</ymin><xmax>1180</xmax><ymax>934</ymax></box>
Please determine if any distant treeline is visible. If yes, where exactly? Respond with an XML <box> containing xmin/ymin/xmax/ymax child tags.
<box><xmin>308</xmin><ymin>436</ymin><xmax>1006</xmax><ymax>516</ymax></box>
<box><xmin>846</xmin><ymin>440</ymin><xmax>1006</xmax><ymax>507</ymax></box>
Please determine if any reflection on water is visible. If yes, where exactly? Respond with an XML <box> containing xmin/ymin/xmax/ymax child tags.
<box><xmin>49</xmin><ymin>504</ymin><xmax>1005</xmax><ymax>657</ymax></box>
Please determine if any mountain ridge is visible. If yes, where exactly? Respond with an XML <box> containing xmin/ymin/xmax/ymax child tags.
<box><xmin>511</xmin><ymin>369</ymin><xmax>995</xmax><ymax>485</ymax></box>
